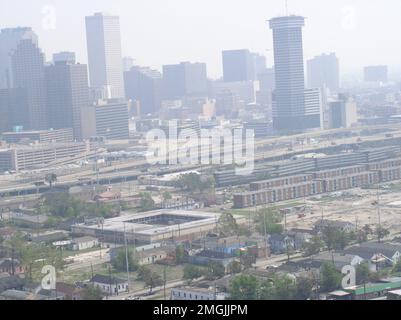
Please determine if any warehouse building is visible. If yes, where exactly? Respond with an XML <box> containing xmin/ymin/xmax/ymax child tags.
<box><xmin>72</xmin><ymin>210</ymin><xmax>246</xmax><ymax>245</ymax></box>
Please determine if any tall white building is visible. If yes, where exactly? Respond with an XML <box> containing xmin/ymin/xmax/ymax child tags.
<box><xmin>85</xmin><ymin>13</ymin><xmax>125</xmax><ymax>99</ymax></box>
<box><xmin>304</xmin><ymin>88</ymin><xmax>327</xmax><ymax>130</ymax></box>
<box><xmin>269</xmin><ymin>16</ymin><xmax>307</xmax><ymax>132</ymax></box>
<box><xmin>0</xmin><ymin>27</ymin><xmax>38</xmax><ymax>89</ymax></box>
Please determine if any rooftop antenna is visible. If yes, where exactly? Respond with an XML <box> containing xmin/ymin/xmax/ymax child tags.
<box><xmin>285</xmin><ymin>0</ymin><xmax>289</xmax><ymax>15</ymax></box>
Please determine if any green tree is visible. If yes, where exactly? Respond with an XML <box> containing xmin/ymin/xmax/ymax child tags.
<box><xmin>44</xmin><ymin>246</ymin><xmax>66</xmax><ymax>272</ymax></box>
<box><xmin>217</xmin><ymin>213</ymin><xmax>239</xmax><ymax>237</ymax></box>
<box><xmin>229</xmin><ymin>275</ymin><xmax>259</xmax><ymax>300</ymax></box>
<box><xmin>82</xmin><ymin>284</ymin><xmax>104</xmax><ymax>300</ymax></box>
<box><xmin>175</xmin><ymin>245</ymin><xmax>186</xmax><ymax>264</ymax></box>
<box><xmin>356</xmin><ymin>262</ymin><xmax>371</xmax><ymax>285</ymax></box>
<box><xmin>183</xmin><ymin>265</ymin><xmax>203</xmax><ymax>283</ymax></box>
<box><xmin>111</xmin><ymin>248</ymin><xmax>138</xmax><ymax>272</ymax></box>
<box><xmin>205</xmin><ymin>261</ymin><xmax>225</xmax><ymax>280</ymax></box>
<box><xmin>320</xmin><ymin>262</ymin><xmax>342</xmax><ymax>292</ymax></box>
<box><xmin>5</xmin><ymin>232</ymin><xmax>25</xmax><ymax>275</ymax></box>
<box><xmin>259</xmin><ymin>280</ymin><xmax>276</xmax><ymax>300</ymax></box>
<box><xmin>20</xmin><ymin>244</ymin><xmax>42</xmax><ymax>281</ymax></box>
<box><xmin>227</xmin><ymin>261</ymin><xmax>242</xmax><ymax>274</ymax></box>
<box><xmin>375</xmin><ymin>226</ymin><xmax>390</xmax><ymax>243</ymax></box>
<box><xmin>139</xmin><ymin>192</ymin><xmax>155</xmax><ymax>212</ymax></box>
<box><xmin>302</xmin><ymin>236</ymin><xmax>325</xmax><ymax>257</ymax></box>
<box><xmin>274</xmin><ymin>275</ymin><xmax>297</xmax><ymax>300</ymax></box>
<box><xmin>321</xmin><ymin>226</ymin><xmax>350</xmax><ymax>251</ymax></box>
<box><xmin>45</xmin><ymin>173</ymin><xmax>57</xmax><ymax>189</ymax></box>
<box><xmin>295</xmin><ymin>277</ymin><xmax>314</xmax><ymax>300</ymax></box>
<box><xmin>256</xmin><ymin>209</ymin><xmax>283</xmax><ymax>235</ymax></box>
<box><xmin>393</xmin><ymin>258</ymin><xmax>401</xmax><ymax>274</ymax></box>
<box><xmin>176</xmin><ymin>173</ymin><xmax>215</xmax><ymax>194</ymax></box>
<box><xmin>137</xmin><ymin>265</ymin><xmax>152</xmax><ymax>281</ymax></box>
<box><xmin>143</xmin><ymin>271</ymin><xmax>163</xmax><ymax>293</ymax></box>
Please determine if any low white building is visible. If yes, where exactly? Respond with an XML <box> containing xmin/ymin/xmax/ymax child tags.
<box><xmin>90</xmin><ymin>274</ymin><xmax>128</xmax><ymax>295</ymax></box>
<box><xmin>171</xmin><ymin>287</ymin><xmax>227</xmax><ymax>301</ymax></box>
<box><xmin>71</xmin><ymin>236</ymin><xmax>99</xmax><ymax>251</ymax></box>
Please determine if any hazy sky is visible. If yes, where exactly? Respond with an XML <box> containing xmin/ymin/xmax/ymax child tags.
<box><xmin>1</xmin><ymin>0</ymin><xmax>400</xmax><ymax>79</ymax></box>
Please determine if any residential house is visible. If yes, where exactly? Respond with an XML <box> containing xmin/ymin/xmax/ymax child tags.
<box><xmin>71</xmin><ymin>236</ymin><xmax>99</xmax><ymax>251</ymax></box>
<box><xmin>55</xmin><ymin>282</ymin><xmax>84</xmax><ymax>300</ymax></box>
<box><xmin>287</xmin><ymin>230</ymin><xmax>314</xmax><ymax>251</ymax></box>
<box><xmin>188</xmin><ymin>250</ymin><xmax>238</xmax><ymax>271</ymax></box>
<box><xmin>314</xmin><ymin>220</ymin><xmax>355</xmax><ymax>234</ymax></box>
<box><xmin>268</xmin><ymin>234</ymin><xmax>296</xmax><ymax>254</ymax></box>
<box><xmin>312</xmin><ymin>251</ymin><xmax>364</xmax><ymax>270</ymax></box>
<box><xmin>171</xmin><ymin>286</ymin><xmax>227</xmax><ymax>300</ymax></box>
<box><xmin>343</xmin><ymin>242</ymin><xmax>401</xmax><ymax>272</ymax></box>
<box><xmin>0</xmin><ymin>259</ymin><xmax>24</xmax><ymax>275</ymax></box>
<box><xmin>137</xmin><ymin>247</ymin><xmax>174</xmax><ymax>265</ymax></box>
<box><xmin>90</xmin><ymin>274</ymin><xmax>128</xmax><ymax>296</ymax></box>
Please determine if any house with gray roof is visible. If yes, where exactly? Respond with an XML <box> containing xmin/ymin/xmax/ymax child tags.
<box><xmin>343</xmin><ymin>242</ymin><xmax>401</xmax><ymax>271</ymax></box>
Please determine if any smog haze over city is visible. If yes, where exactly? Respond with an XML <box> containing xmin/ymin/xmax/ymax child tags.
<box><xmin>1</xmin><ymin>0</ymin><xmax>401</xmax><ymax>309</ymax></box>
<box><xmin>2</xmin><ymin>0</ymin><xmax>401</xmax><ymax>79</ymax></box>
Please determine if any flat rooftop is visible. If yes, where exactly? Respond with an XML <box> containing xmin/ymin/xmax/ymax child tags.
<box><xmin>75</xmin><ymin>210</ymin><xmax>223</xmax><ymax>237</ymax></box>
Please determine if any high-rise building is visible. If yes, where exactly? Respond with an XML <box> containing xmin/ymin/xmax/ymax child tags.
<box><xmin>11</xmin><ymin>39</ymin><xmax>47</xmax><ymax>130</ymax></box>
<box><xmin>329</xmin><ymin>95</ymin><xmax>358</xmax><ymax>129</ymax></box>
<box><xmin>307</xmin><ymin>53</ymin><xmax>340</xmax><ymax>92</ymax></box>
<box><xmin>222</xmin><ymin>49</ymin><xmax>254</xmax><ymax>82</ymax></box>
<box><xmin>0</xmin><ymin>88</ymin><xmax>29</xmax><ymax>133</ymax></box>
<box><xmin>0</xmin><ymin>27</ymin><xmax>38</xmax><ymax>89</ymax></box>
<box><xmin>85</xmin><ymin>12</ymin><xmax>125</xmax><ymax>99</ymax></box>
<box><xmin>124</xmin><ymin>66</ymin><xmax>163</xmax><ymax>116</ymax></box>
<box><xmin>45</xmin><ymin>60</ymin><xmax>89</xmax><ymax>139</ymax></box>
<box><xmin>269</xmin><ymin>16</ymin><xmax>306</xmax><ymax>132</ymax></box>
<box><xmin>252</xmin><ymin>53</ymin><xmax>267</xmax><ymax>78</ymax></box>
<box><xmin>163</xmin><ymin>62</ymin><xmax>208</xmax><ymax>100</ymax></box>
<box><xmin>304</xmin><ymin>88</ymin><xmax>327</xmax><ymax>130</ymax></box>
<box><xmin>122</xmin><ymin>56</ymin><xmax>135</xmax><ymax>72</ymax></box>
<box><xmin>53</xmin><ymin>52</ymin><xmax>76</xmax><ymax>64</ymax></box>
<box><xmin>257</xmin><ymin>68</ymin><xmax>275</xmax><ymax>109</ymax></box>
<box><xmin>80</xmin><ymin>100</ymin><xmax>129</xmax><ymax>140</ymax></box>
<box><xmin>364</xmin><ymin>65</ymin><xmax>388</xmax><ymax>83</ymax></box>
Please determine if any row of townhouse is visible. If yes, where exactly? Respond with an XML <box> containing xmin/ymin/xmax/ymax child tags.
<box><xmin>234</xmin><ymin>158</ymin><xmax>401</xmax><ymax>208</ymax></box>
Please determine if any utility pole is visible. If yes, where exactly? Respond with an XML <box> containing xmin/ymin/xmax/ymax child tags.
<box><xmin>163</xmin><ymin>265</ymin><xmax>167</xmax><ymax>300</ymax></box>
<box><xmin>377</xmin><ymin>184</ymin><xmax>382</xmax><ymax>243</ymax></box>
<box><xmin>123</xmin><ymin>223</ymin><xmax>131</xmax><ymax>292</ymax></box>
<box><xmin>263</xmin><ymin>208</ymin><xmax>268</xmax><ymax>259</ymax></box>
<box><xmin>108</xmin><ymin>265</ymin><xmax>112</xmax><ymax>298</ymax></box>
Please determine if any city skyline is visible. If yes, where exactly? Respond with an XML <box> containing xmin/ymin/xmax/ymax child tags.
<box><xmin>1</xmin><ymin>0</ymin><xmax>401</xmax><ymax>79</ymax></box>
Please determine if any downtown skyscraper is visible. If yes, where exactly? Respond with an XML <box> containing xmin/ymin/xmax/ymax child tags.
<box><xmin>45</xmin><ymin>55</ymin><xmax>89</xmax><ymax>140</ymax></box>
<box><xmin>85</xmin><ymin>12</ymin><xmax>125</xmax><ymax>99</ymax></box>
<box><xmin>269</xmin><ymin>16</ymin><xmax>308</xmax><ymax>132</ymax></box>
<box><xmin>10</xmin><ymin>37</ymin><xmax>47</xmax><ymax>130</ymax></box>
<box><xmin>0</xmin><ymin>27</ymin><xmax>38</xmax><ymax>90</ymax></box>
<box><xmin>307</xmin><ymin>53</ymin><xmax>340</xmax><ymax>93</ymax></box>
